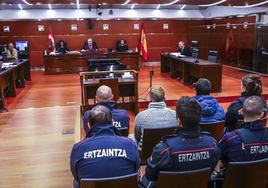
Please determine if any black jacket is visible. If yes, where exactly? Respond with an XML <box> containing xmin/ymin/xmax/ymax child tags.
<box><xmin>179</xmin><ymin>46</ymin><xmax>192</xmax><ymax>56</ymax></box>
<box><xmin>83</xmin><ymin>41</ymin><xmax>98</xmax><ymax>51</ymax></box>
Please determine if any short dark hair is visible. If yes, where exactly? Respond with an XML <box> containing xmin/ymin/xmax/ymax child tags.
<box><xmin>89</xmin><ymin>105</ymin><xmax>112</xmax><ymax>127</ymax></box>
<box><xmin>176</xmin><ymin>96</ymin><xmax>202</xmax><ymax>129</ymax></box>
<box><xmin>241</xmin><ymin>74</ymin><xmax>262</xmax><ymax>96</ymax></box>
<box><xmin>150</xmin><ymin>86</ymin><xmax>165</xmax><ymax>102</ymax></box>
<box><xmin>194</xmin><ymin>78</ymin><xmax>211</xmax><ymax>95</ymax></box>
<box><xmin>243</xmin><ymin>96</ymin><xmax>264</xmax><ymax>119</ymax></box>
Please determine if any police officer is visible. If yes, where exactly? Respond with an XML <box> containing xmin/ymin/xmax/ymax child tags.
<box><xmin>141</xmin><ymin>96</ymin><xmax>220</xmax><ymax>188</ymax></box>
<box><xmin>83</xmin><ymin>85</ymin><xmax>130</xmax><ymax>136</ymax></box>
<box><xmin>220</xmin><ymin>96</ymin><xmax>268</xmax><ymax>164</ymax></box>
<box><xmin>70</xmin><ymin>105</ymin><xmax>140</xmax><ymax>188</ymax></box>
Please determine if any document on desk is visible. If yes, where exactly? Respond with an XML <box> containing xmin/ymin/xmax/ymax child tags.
<box><xmin>169</xmin><ymin>52</ymin><xmax>186</xmax><ymax>58</ymax></box>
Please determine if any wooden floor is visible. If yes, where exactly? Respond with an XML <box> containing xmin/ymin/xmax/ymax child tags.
<box><xmin>0</xmin><ymin>65</ymin><xmax>268</xmax><ymax>187</ymax></box>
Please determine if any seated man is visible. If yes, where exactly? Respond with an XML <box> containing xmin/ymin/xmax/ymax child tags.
<box><xmin>116</xmin><ymin>39</ymin><xmax>129</xmax><ymax>52</ymax></box>
<box><xmin>178</xmin><ymin>41</ymin><xmax>191</xmax><ymax>56</ymax></box>
<box><xmin>7</xmin><ymin>42</ymin><xmax>18</xmax><ymax>60</ymax></box>
<box><xmin>134</xmin><ymin>86</ymin><xmax>177</xmax><ymax>149</ymax></box>
<box><xmin>141</xmin><ymin>96</ymin><xmax>220</xmax><ymax>188</ymax></box>
<box><xmin>56</xmin><ymin>40</ymin><xmax>69</xmax><ymax>54</ymax></box>
<box><xmin>70</xmin><ymin>105</ymin><xmax>139</xmax><ymax>188</ymax></box>
<box><xmin>219</xmin><ymin>96</ymin><xmax>268</xmax><ymax>164</ymax></box>
<box><xmin>192</xmin><ymin>78</ymin><xmax>225</xmax><ymax>123</ymax></box>
<box><xmin>83</xmin><ymin>85</ymin><xmax>130</xmax><ymax>135</ymax></box>
<box><xmin>82</xmin><ymin>38</ymin><xmax>98</xmax><ymax>51</ymax></box>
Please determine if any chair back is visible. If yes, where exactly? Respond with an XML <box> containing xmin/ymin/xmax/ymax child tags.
<box><xmin>208</xmin><ymin>50</ymin><xmax>218</xmax><ymax>63</ymax></box>
<box><xmin>223</xmin><ymin>158</ymin><xmax>268</xmax><ymax>188</ymax></box>
<box><xmin>141</xmin><ymin>127</ymin><xmax>176</xmax><ymax>164</ymax></box>
<box><xmin>99</xmin><ymin>78</ymin><xmax>119</xmax><ymax>100</ymax></box>
<box><xmin>200</xmin><ymin>121</ymin><xmax>225</xmax><ymax>141</ymax></box>
<box><xmin>157</xmin><ymin>167</ymin><xmax>211</xmax><ymax>188</ymax></box>
<box><xmin>80</xmin><ymin>173</ymin><xmax>138</xmax><ymax>188</ymax></box>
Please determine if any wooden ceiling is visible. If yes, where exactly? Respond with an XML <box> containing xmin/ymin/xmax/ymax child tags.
<box><xmin>0</xmin><ymin>0</ymin><xmax>267</xmax><ymax>6</ymax></box>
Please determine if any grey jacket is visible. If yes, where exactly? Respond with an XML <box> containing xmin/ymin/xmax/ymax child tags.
<box><xmin>134</xmin><ymin>101</ymin><xmax>177</xmax><ymax>149</ymax></box>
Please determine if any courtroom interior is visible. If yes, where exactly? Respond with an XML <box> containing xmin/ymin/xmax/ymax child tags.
<box><xmin>1</xmin><ymin>0</ymin><xmax>268</xmax><ymax>188</ymax></box>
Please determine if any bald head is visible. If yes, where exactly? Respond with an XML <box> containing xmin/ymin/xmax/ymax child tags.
<box><xmin>150</xmin><ymin>86</ymin><xmax>165</xmax><ymax>102</ymax></box>
<box><xmin>89</xmin><ymin>105</ymin><xmax>112</xmax><ymax>127</ymax></box>
<box><xmin>178</xmin><ymin>41</ymin><xmax>185</xmax><ymax>49</ymax></box>
<box><xmin>96</xmin><ymin>85</ymin><xmax>113</xmax><ymax>102</ymax></box>
<box><xmin>243</xmin><ymin>96</ymin><xmax>264</xmax><ymax>122</ymax></box>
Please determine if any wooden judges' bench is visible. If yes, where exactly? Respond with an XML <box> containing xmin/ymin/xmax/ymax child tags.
<box><xmin>161</xmin><ymin>54</ymin><xmax>222</xmax><ymax>93</ymax></box>
<box><xmin>44</xmin><ymin>51</ymin><xmax>140</xmax><ymax>74</ymax></box>
<box><xmin>80</xmin><ymin>70</ymin><xmax>139</xmax><ymax>116</ymax></box>
<box><xmin>0</xmin><ymin>59</ymin><xmax>31</xmax><ymax>110</ymax></box>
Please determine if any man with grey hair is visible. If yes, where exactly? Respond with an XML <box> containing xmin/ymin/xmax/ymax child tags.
<box><xmin>215</xmin><ymin>96</ymin><xmax>268</xmax><ymax>177</ymax></box>
<box><xmin>71</xmin><ymin>105</ymin><xmax>139</xmax><ymax>188</ymax></box>
<box><xmin>178</xmin><ymin>41</ymin><xmax>191</xmax><ymax>56</ymax></box>
<box><xmin>82</xmin><ymin>38</ymin><xmax>98</xmax><ymax>51</ymax></box>
<box><xmin>134</xmin><ymin>86</ymin><xmax>177</xmax><ymax>149</ymax></box>
<box><xmin>83</xmin><ymin>85</ymin><xmax>130</xmax><ymax>135</ymax></box>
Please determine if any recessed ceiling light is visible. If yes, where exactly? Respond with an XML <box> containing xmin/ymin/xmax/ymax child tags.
<box><xmin>180</xmin><ymin>4</ymin><xmax>186</xmax><ymax>10</ymax></box>
<box><xmin>131</xmin><ymin>4</ymin><xmax>136</xmax><ymax>9</ymax></box>
<box><xmin>18</xmin><ymin>4</ymin><xmax>23</xmax><ymax>10</ymax></box>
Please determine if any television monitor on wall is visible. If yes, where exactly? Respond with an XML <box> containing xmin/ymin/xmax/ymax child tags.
<box><xmin>15</xmin><ymin>41</ymin><xmax>28</xmax><ymax>52</ymax></box>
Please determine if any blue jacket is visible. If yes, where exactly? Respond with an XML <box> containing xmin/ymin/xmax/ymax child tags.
<box><xmin>83</xmin><ymin>102</ymin><xmax>130</xmax><ymax>135</ymax></box>
<box><xmin>142</xmin><ymin>127</ymin><xmax>220</xmax><ymax>188</ymax></box>
<box><xmin>70</xmin><ymin>124</ymin><xmax>140</xmax><ymax>185</ymax></box>
<box><xmin>193</xmin><ymin>95</ymin><xmax>225</xmax><ymax>123</ymax></box>
<box><xmin>219</xmin><ymin>119</ymin><xmax>268</xmax><ymax>164</ymax></box>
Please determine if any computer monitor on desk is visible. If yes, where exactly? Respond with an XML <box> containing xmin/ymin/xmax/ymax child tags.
<box><xmin>88</xmin><ymin>58</ymin><xmax>129</xmax><ymax>78</ymax></box>
<box><xmin>15</xmin><ymin>40</ymin><xmax>29</xmax><ymax>59</ymax></box>
<box><xmin>192</xmin><ymin>48</ymin><xmax>199</xmax><ymax>63</ymax></box>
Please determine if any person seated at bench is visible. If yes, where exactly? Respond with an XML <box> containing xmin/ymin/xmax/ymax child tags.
<box><xmin>141</xmin><ymin>96</ymin><xmax>220</xmax><ymax>188</ymax></box>
<box><xmin>214</xmin><ymin>96</ymin><xmax>268</xmax><ymax>178</ymax></box>
<box><xmin>56</xmin><ymin>40</ymin><xmax>69</xmax><ymax>54</ymax></box>
<box><xmin>211</xmin><ymin>96</ymin><xmax>268</xmax><ymax>184</ymax></box>
<box><xmin>70</xmin><ymin>105</ymin><xmax>139</xmax><ymax>188</ymax></box>
<box><xmin>83</xmin><ymin>85</ymin><xmax>130</xmax><ymax>135</ymax></box>
<box><xmin>82</xmin><ymin>38</ymin><xmax>98</xmax><ymax>51</ymax></box>
<box><xmin>225</xmin><ymin>74</ymin><xmax>267</xmax><ymax>132</ymax></box>
<box><xmin>134</xmin><ymin>86</ymin><xmax>177</xmax><ymax>149</ymax></box>
<box><xmin>192</xmin><ymin>78</ymin><xmax>224</xmax><ymax>124</ymax></box>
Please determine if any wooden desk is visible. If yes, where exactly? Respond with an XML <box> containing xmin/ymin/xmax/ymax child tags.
<box><xmin>0</xmin><ymin>59</ymin><xmax>30</xmax><ymax>110</ymax></box>
<box><xmin>80</xmin><ymin>70</ymin><xmax>139</xmax><ymax>115</ymax></box>
<box><xmin>161</xmin><ymin>54</ymin><xmax>222</xmax><ymax>93</ymax></box>
<box><xmin>44</xmin><ymin>51</ymin><xmax>140</xmax><ymax>74</ymax></box>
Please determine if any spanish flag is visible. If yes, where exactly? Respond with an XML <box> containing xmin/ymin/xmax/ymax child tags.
<box><xmin>140</xmin><ymin>24</ymin><xmax>148</xmax><ymax>61</ymax></box>
<box><xmin>225</xmin><ymin>29</ymin><xmax>235</xmax><ymax>57</ymax></box>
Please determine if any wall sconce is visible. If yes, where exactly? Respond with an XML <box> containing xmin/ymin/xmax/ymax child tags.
<box><xmin>243</xmin><ymin>22</ymin><xmax>248</xmax><ymax>29</ymax></box>
<box><xmin>226</xmin><ymin>22</ymin><xmax>230</xmax><ymax>29</ymax></box>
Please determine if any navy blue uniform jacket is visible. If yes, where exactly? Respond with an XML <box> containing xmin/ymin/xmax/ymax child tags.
<box><xmin>142</xmin><ymin>127</ymin><xmax>220</xmax><ymax>187</ymax></box>
<box><xmin>83</xmin><ymin>102</ymin><xmax>130</xmax><ymax>135</ymax></box>
<box><xmin>224</xmin><ymin>92</ymin><xmax>267</xmax><ymax>132</ymax></box>
<box><xmin>219</xmin><ymin>119</ymin><xmax>268</xmax><ymax>163</ymax></box>
<box><xmin>70</xmin><ymin>124</ymin><xmax>140</xmax><ymax>184</ymax></box>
